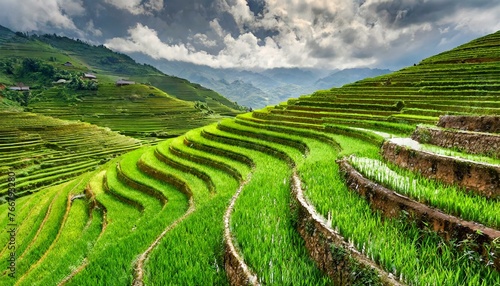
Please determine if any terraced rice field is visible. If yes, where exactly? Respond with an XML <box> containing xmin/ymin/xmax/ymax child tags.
<box><xmin>0</xmin><ymin>112</ymin><xmax>141</xmax><ymax>201</ymax></box>
<box><xmin>29</xmin><ymin>83</ymin><xmax>220</xmax><ymax>140</ymax></box>
<box><xmin>1</xmin><ymin>30</ymin><xmax>499</xmax><ymax>285</ymax></box>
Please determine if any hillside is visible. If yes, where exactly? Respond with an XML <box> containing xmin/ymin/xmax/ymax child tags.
<box><xmin>0</xmin><ymin>30</ymin><xmax>499</xmax><ymax>285</ymax></box>
<box><xmin>134</xmin><ymin>55</ymin><xmax>392</xmax><ymax>108</ymax></box>
<box><xmin>0</xmin><ymin>111</ymin><xmax>141</xmax><ymax>202</ymax></box>
<box><xmin>0</xmin><ymin>26</ymin><xmax>245</xmax><ymax>140</ymax></box>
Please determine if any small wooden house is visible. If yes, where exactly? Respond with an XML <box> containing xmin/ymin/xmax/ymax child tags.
<box><xmin>84</xmin><ymin>73</ymin><xmax>97</xmax><ymax>80</ymax></box>
<box><xmin>63</xmin><ymin>61</ymin><xmax>73</xmax><ymax>67</ymax></box>
<box><xmin>116</xmin><ymin>79</ymin><xmax>135</xmax><ymax>86</ymax></box>
<box><xmin>54</xmin><ymin>79</ymin><xmax>68</xmax><ymax>84</ymax></box>
<box><xmin>9</xmin><ymin>86</ymin><xmax>30</xmax><ymax>91</ymax></box>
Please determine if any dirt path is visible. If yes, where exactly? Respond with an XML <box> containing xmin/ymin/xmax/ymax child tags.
<box><xmin>132</xmin><ymin>197</ymin><xmax>195</xmax><ymax>286</ymax></box>
<box><xmin>223</xmin><ymin>174</ymin><xmax>259</xmax><ymax>286</ymax></box>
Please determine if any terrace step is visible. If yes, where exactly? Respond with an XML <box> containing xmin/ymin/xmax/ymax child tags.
<box><xmin>291</xmin><ymin>170</ymin><xmax>403</xmax><ymax>285</ymax></box>
<box><xmin>217</xmin><ymin>120</ymin><xmax>309</xmax><ymax>155</ymax></box>
<box><xmin>172</xmin><ymin>137</ymin><xmax>244</xmax><ymax>182</ymax></box>
<box><xmin>438</xmin><ymin>115</ymin><xmax>500</xmax><ymax>133</ymax></box>
<box><xmin>116</xmin><ymin>161</ymin><xmax>168</xmax><ymax>206</ymax></box>
<box><xmin>12</xmin><ymin>178</ymin><xmax>84</xmax><ymax>282</ymax></box>
<box><xmin>103</xmin><ymin>169</ymin><xmax>145</xmax><ymax>213</ymax></box>
<box><xmin>339</xmin><ymin>159</ymin><xmax>500</xmax><ymax>271</ymax></box>
<box><xmin>201</xmin><ymin>125</ymin><xmax>332</xmax><ymax>284</ymax></box>
<box><xmin>293</xmin><ymin>100</ymin><xmax>404</xmax><ymax>112</ymax></box>
<box><xmin>412</xmin><ymin>125</ymin><xmax>500</xmax><ymax>158</ymax></box>
<box><xmin>183</xmin><ymin>136</ymin><xmax>254</xmax><ymax>168</ymax></box>
<box><xmin>20</xmin><ymin>191</ymin><xmax>103</xmax><ymax>285</ymax></box>
<box><xmin>154</xmin><ymin>141</ymin><xmax>215</xmax><ymax>193</ymax></box>
<box><xmin>235</xmin><ymin>114</ymin><xmax>341</xmax><ymax>148</ymax></box>
<box><xmin>0</xmin><ymin>112</ymin><xmax>141</xmax><ymax>201</ymax></box>
<box><xmin>381</xmin><ymin>138</ymin><xmax>500</xmax><ymax>199</ymax></box>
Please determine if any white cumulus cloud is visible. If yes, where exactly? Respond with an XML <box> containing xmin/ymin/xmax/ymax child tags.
<box><xmin>0</xmin><ymin>0</ymin><xmax>85</xmax><ymax>33</ymax></box>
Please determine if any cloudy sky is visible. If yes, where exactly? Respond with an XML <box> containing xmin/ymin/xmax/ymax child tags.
<box><xmin>0</xmin><ymin>0</ymin><xmax>499</xmax><ymax>70</ymax></box>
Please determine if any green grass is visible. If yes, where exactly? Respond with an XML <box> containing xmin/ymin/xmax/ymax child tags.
<box><xmin>19</xmin><ymin>198</ymin><xmax>103</xmax><ymax>285</ymax></box>
<box><xmin>139</xmin><ymin>144</ymin><xmax>233</xmax><ymax>285</ymax></box>
<box><xmin>1</xmin><ymin>24</ymin><xmax>500</xmax><ymax>286</ymax></box>
<box><xmin>0</xmin><ymin>176</ymin><xmax>87</xmax><ymax>285</ymax></box>
<box><xmin>298</xmin><ymin>137</ymin><xmax>499</xmax><ymax>285</ymax></box>
<box><xmin>349</xmin><ymin>156</ymin><xmax>500</xmax><ymax>229</ymax></box>
<box><xmin>0</xmin><ymin>186</ymin><xmax>59</xmax><ymax>265</ymax></box>
<box><xmin>201</xmin><ymin>124</ymin><xmax>331</xmax><ymax>284</ymax></box>
<box><xmin>66</xmin><ymin>153</ymin><xmax>189</xmax><ymax>285</ymax></box>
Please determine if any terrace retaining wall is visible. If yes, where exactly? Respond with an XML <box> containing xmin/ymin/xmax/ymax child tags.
<box><xmin>412</xmin><ymin>125</ymin><xmax>500</xmax><ymax>157</ymax></box>
<box><xmin>290</xmin><ymin>171</ymin><xmax>402</xmax><ymax>286</ymax></box>
<box><xmin>116</xmin><ymin>163</ymin><xmax>168</xmax><ymax>205</ymax></box>
<box><xmin>224</xmin><ymin>247</ymin><xmax>258</xmax><ymax>286</ymax></box>
<box><xmin>102</xmin><ymin>173</ymin><xmax>145</xmax><ymax>212</ymax></box>
<box><xmin>338</xmin><ymin>159</ymin><xmax>500</xmax><ymax>270</ymax></box>
<box><xmin>437</xmin><ymin>115</ymin><xmax>500</xmax><ymax>133</ymax></box>
<box><xmin>381</xmin><ymin>141</ymin><xmax>500</xmax><ymax>199</ymax></box>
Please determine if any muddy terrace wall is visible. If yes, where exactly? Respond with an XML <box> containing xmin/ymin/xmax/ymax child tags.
<box><xmin>224</xmin><ymin>245</ymin><xmax>258</xmax><ymax>286</ymax></box>
<box><xmin>381</xmin><ymin>141</ymin><xmax>500</xmax><ymax>199</ymax></box>
<box><xmin>338</xmin><ymin>159</ymin><xmax>500</xmax><ymax>271</ymax></box>
<box><xmin>412</xmin><ymin>126</ymin><xmax>500</xmax><ymax>157</ymax></box>
<box><xmin>437</xmin><ymin>115</ymin><xmax>500</xmax><ymax>133</ymax></box>
<box><xmin>290</xmin><ymin>173</ymin><xmax>401</xmax><ymax>286</ymax></box>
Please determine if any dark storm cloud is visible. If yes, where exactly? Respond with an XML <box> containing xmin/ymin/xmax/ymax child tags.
<box><xmin>362</xmin><ymin>0</ymin><xmax>499</xmax><ymax>27</ymax></box>
<box><xmin>307</xmin><ymin>40</ymin><xmax>337</xmax><ymax>59</ymax></box>
<box><xmin>340</xmin><ymin>28</ymin><xmax>359</xmax><ymax>45</ymax></box>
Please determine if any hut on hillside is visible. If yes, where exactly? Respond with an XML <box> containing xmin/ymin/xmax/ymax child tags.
<box><xmin>84</xmin><ymin>73</ymin><xmax>97</xmax><ymax>80</ymax></box>
<box><xmin>53</xmin><ymin>79</ymin><xmax>68</xmax><ymax>84</ymax></box>
<box><xmin>9</xmin><ymin>86</ymin><xmax>30</xmax><ymax>91</ymax></box>
<box><xmin>9</xmin><ymin>83</ymin><xmax>30</xmax><ymax>91</ymax></box>
<box><xmin>116</xmin><ymin>79</ymin><xmax>135</xmax><ymax>86</ymax></box>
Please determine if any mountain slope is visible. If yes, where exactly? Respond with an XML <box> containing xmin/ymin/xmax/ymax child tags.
<box><xmin>130</xmin><ymin>55</ymin><xmax>392</xmax><ymax>108</ymax></box>
<box><xmin>0</xmin><ymin>26</ymin><xmax>245</xmax><ymax>140</ymax></box>
<box><xmin>255</xmin><ymin>30</ymin><xmax>500</xmax><ymax>132</ymax></box>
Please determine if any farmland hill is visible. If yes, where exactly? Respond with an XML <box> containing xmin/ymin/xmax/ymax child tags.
<box><xmin>0</xmin><ymin>112</ymin><xmax>141</xmax><ymax>202</ymax></box>
<box><xmin>0</xmin><ymin>25</ymin><xmax>246</xmax><ymax>140</ymax></box>
<box><xmin>133</xmin><ymin>54</ymin><xmax>392</xmax><ymax>108</ymax></box>
<box><xmin>0</xmin><ymin>28</ymin><xmax>499</xmax><ymax>286</ymax></box>
<box><xmin>256</xmin><ymin>30</ymin><xmax>500</xmax><ymax>132</ymax></box>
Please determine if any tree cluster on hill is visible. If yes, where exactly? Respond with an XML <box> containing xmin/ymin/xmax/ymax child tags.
<box><xmin>194</xmin><ymin>101</ymin><xmax>214</xmax><ymax>115</ymax></box>
<box><xmin>0</xmin><ymin>57</ymin><xmax>97</xmax><ymax>91</ymax></box>
<box><xmin>1</xmin><ymin>89</ymin><xmax>34</xmax><ymax>107</ymax></box>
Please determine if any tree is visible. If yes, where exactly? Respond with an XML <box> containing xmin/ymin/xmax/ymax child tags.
<box><xmin>2</xmin><ymin>90</ymin><xmax>33</xmax><ymax>107</ymax></box>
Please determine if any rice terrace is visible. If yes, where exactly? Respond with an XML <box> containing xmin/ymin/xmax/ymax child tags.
<box><xmin>0</xmin><ymin>6</ymin><xmax>500</xmax><ymax>286</ymax></box>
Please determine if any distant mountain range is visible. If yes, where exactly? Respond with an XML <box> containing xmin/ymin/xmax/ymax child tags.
<box><xmin>131</xmin><ymin>54</ymin><xmax>392</xmax><ymax>108</ymax></box>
